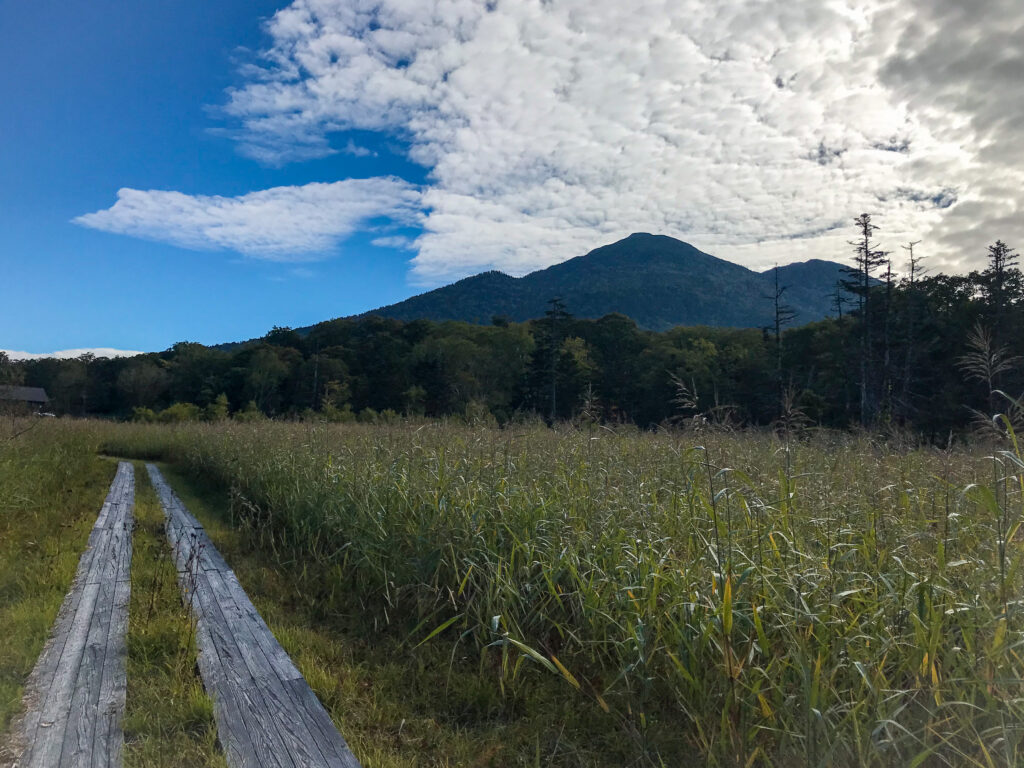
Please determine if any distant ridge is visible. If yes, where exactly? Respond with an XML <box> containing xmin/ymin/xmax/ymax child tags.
<box><xmin>350</xmin><ymin>233</ymin><xmax>848</xmax><ymax>331</ymax></box>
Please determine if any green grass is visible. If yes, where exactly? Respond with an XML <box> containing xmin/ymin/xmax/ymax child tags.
<box><xmin>121</xmin><ymin>462</ymin><xmax>225</xmax><ymax>768</ymax></box>
<box><xmin>4</xmin><ymin>418</ymin><xmax>1022</xmax><ymax>766</ymax></box>
<box><xmin>0</xmin><ymin>421</ymin><xmax>114</xmax><ymax>739</ymax></box>
<box><xmin>160</xmin><ymin>463</ymin><xmax>631</xmax><ymax>767</ymax></box>
<box><xmin>99</xmin><ymin>421</ymin><xmax>1024</xmax><ymax>767</ymax></box>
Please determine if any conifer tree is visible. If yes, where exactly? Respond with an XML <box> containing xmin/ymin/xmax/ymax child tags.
<box><xmin>766</xmin><ymin>265</ymin><xmax>797</xmax><ymax>400</ymax></box>
<box><xmin>981</xmin><ymin>240</ymin><xmax>1020</xmax><ymax>333</ymax></box>
<box><xmin>898</xmin><ymin>241</ymin><xmax>925</xmax><ymax>417</ymax></box>
<box><xmin>840</xmin><ymin>214</ymin><xmax>889</xmax><ymax>424</ymax></box>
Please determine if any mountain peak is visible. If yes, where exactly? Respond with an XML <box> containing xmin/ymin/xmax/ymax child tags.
<box><xmin>615</xmin><ymin>232</ymin><xmax>697</xmax><ymax>248</ymax></box>
<box><xmin>347</xmin><ymin>235</ymin><xmax>850</xmax><ymax>331</ymax></box>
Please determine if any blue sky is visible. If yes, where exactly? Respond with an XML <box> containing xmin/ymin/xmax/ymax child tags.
<box><xmin>1</xmin><ymin>0</ymin><xmax>425</xmax><ymax>354</ymax></box>
<box><xmin>2</xmin><ymin>0</ymin><xmax>1021</xmax><ymax>356</ymax></box>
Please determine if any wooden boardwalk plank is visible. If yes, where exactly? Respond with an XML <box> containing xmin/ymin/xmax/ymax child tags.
<box><xmin>145</xmin><ymin>464</ymin><xmax>362</xmax><ymax>768</ymax></box>
<box><xmin>91</xmin><ymin>578</ymin><xmax>131</xmax><ymax>768</ymax></box>
<box><xmin>203</xmin><ymin>570</ymin><xmax>327</xmax><ymax>767</ymax></box>
<box><xmin>10</xmin><ymin>462</ymin><xmax>135</xmax><ymax>768</ymax></box>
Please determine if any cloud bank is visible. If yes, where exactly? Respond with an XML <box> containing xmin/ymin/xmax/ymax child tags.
<box><xmin>76</xmin><ymin>178</ymin><xmax>421</xmax><ymax>259</ymax></box>
<box><xmin>2</xmin><ymin>348</ymin><xmax>144</xmax><ymax>361</ymax></box>
<box><xmin>81</xmin><ymin>0</ymin><xmax>1024</xmax><ymax>282</ymax></box>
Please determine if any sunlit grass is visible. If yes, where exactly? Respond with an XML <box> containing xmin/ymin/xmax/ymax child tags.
<box><xmin>0</xmin><ymin>422</ymin><xmax>113</xmax><ymax>741</ymax></box>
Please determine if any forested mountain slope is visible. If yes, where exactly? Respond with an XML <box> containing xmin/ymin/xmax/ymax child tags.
<box><xmin>357</xmin><ymin>233</ymin><xmax>847</xmax><ymax>330</ymax></box>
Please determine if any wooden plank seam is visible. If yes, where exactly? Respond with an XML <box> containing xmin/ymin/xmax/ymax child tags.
<box><xmin>144</xmin><ymin>464</ymin><xmax>361</xmax><ymax>768</ymax></box>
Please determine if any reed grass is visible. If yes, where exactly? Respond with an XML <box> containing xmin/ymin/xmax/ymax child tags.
<box><xmin>99</xmin><ymin>420</ymin><xmax>1024</xmax><ymax>767</ymax></box>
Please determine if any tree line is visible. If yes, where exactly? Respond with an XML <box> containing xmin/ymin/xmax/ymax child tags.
<box><xmin>3</xmin><ymin>217</ymin><xmax>1021</xmax><ymax>437</ymax></box>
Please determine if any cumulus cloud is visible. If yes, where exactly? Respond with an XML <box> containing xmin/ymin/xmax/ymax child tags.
<box><xmin>75</xmin><ymin>178</ymin><xmax>421</xmax><ymax>259</ymax></box>
<box><xmin>83</xmin><ymin>0</ymin><xmax>1024</xmax><ymax>282</ymax></box>
<box><xmin>2</xmin><ymin>348</ymin><xmax>143</xmax><ymax>361</ymax></box>
<box><xmin>212</xmin><ymin>0</ymin><xmax>1023</xmax><ymax>281</ymax></box>
<box><xmin>876</xmin><ymin>0</ymin><xmax>1024</xmax><ymax>272</ymax></box>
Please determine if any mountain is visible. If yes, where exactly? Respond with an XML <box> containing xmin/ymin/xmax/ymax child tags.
<box><xmin>356</xmin><ymin>233</ymin><xmax>849</xmax><ymax>331</ymax></box>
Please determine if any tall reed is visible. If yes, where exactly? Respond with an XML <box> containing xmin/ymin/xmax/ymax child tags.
<box><xmin>101</xmin><ymin>421</ymin><xmax>1024</xmax><ymax>766</ymax></box>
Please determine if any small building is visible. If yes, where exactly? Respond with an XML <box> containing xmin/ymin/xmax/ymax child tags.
<box><xmin>0</xmin><ymin>385</ymin><xmax>50</xmax><ymax>412</ymax></box>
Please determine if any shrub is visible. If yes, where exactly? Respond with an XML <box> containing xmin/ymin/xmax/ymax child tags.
<box><xmin>131</xmin><ymin>406</ymin><xmax>157</xmax><ymax>423</ymax></box>
<box><xmin>202</xmin><ymin>393</ymin><xmax>229</xmax><ymax>422</ymax></box>
<box><xmin>157</xmin><ymin>403</ymin><xmax>201</xmax><ymax>423</ymax></box>
<box><xmin>233</xmin><ymin>400</ymin><xmax>265</xmax><ymax>423</ymax></box>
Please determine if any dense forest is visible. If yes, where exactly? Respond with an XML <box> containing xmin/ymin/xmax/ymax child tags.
<box><xmin>3</xmin><ymin>217</ymin><xmax>1021</xmax><ymax>438</ymax></box>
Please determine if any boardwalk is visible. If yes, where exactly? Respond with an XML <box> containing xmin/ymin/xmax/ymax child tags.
<box><xmin>11</xmin><ymin>461</ymin><xmax>135</xmax><ymax>768</ymax></box>
<box><xmin>146</xmin><ymin>464</ymin><xmax>361</xmax><ymax>768</ymax></box>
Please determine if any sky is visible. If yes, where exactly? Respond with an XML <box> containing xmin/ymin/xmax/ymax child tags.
<box><xmin>2</xmin><ymin>0</ymin><xmax>1022</xmax><ymax>356</ymax></box>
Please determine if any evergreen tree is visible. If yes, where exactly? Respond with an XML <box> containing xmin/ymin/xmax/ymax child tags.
<box><xmin>980</xmin><ymin>240</ymin><xmax>1020</xmax><ymax>332</ymax></box>
<box><xmin>898</xmin><ymin>241</ymin><xmax>925</xmax><ymax>418</ymax></box>
<box><xmin>765</xmin><ymin>265</ymin><xmax>797</xmax><ymax>400</ymax></box>
<box><xmin>528</xmin><ymin>298</ymin><xmax>572</xmax><ymax>421</ymax></box>
<box><xmin>840</xmin><ymin>214</ymin><xmax>890</xmax><ymax>424</ymax></box>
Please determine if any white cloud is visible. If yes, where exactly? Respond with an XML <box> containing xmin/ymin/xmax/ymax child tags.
<box><xmin>342</xmin><ymin>139</ymin><xmax>376</xmax><ymax>157</ymax></box>
<box><xmin>216</xmin><ymin>0</ymin><xmax>1023</xmax><ymax>281</ymax></box>
<box><xmin>2</xmin><ymin>348</ymin><xmax>143</xmax><ymax>361</ymax></box>
<box><xmin>80</xmin><ymin>0</ymin><xmax>1024</xmax><ymax>283</ymax></box>
<box><xmin>370</xmin><ymin>235</ymin><xmax>414</xmax><ymax>250</ymax></box>
<box><xmin>75</xmin><ymin>178</ymin><xmax>421</xmax><ymax>259</ymax></box>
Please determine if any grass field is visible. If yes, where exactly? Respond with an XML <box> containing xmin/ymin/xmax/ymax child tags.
<box><xmin>2</xmin><ymin>418</ymin><xmax>1023</xmax><ymax>766</ymax></box>
<box><xmin>0</xmin><ymin>420</ymin><xmax>113</xmax><ymax>743</ymax></box>
<box><xmin>100</xmin><ymin>420</ymin><xmax>1024</xmax><ymax>767</ymax></box>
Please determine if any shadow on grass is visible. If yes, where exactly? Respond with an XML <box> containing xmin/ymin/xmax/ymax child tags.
<box><xmin>155</xmin><ymin>464</ymin><xmax>630</xmax><ymax>768</ymax></box>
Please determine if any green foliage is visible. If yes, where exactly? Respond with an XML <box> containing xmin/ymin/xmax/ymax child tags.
<box><xmin>0</xmin><ymin>352</ymin><xmax>24</xmax><ymax>386</ymax></box>
<box><xmin>9</xmin><ymin>234</ymin><xmax>1024</xmax><ymax>436</ymax></box>
<box><xmin>463</xmin><ymin>398</ymin><xmax>497</xmax><ymax>427</ymax></box>
<box><xmin>132</xmin><ymin>407</ymin><xmax>157</xmax><ymax>423</ymax></box>
<box><xmin>233</xmin><ymin>400</ymin><xmax>265</xmax><ymax>423</ymax></box>
<box><xmin>202</xmin><ymin>393</ymin><xmax>230</xmax><ymax>422</ymax></box>
<box><xmin>157</xmin><ymin>402</ymin><xmax>201</xmax><ymax>424</ymax></box>
<box><xmin>356</xmin><ymin>407</ymin><xmax>379</xmax><ymax>424</ymax></box>
<box><xmin>117</xmin><ymin>361</ymin><xmax>170</xmax><ymax>409</ymax></box>
<box><xmin>321</xmin><ymin>402</ymin><xmax>355</xmax><ymax>423</ymax></box>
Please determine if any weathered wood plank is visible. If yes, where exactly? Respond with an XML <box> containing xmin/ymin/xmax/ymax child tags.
<box><xmin>283</xmin><ymin>680</ymin><xmax>362</xmax><ymax>768</ymax></box>
<box><xmin>190</xmin><ymin>571</ymin><xmax>295</xmax><ymax>768</ymax></box>
<box><xmin>11</xmin><ymin>462</ymin><xmax>135</xmax><ymax>768</ymax></box>
<box><xmin>204</xmin><ymin>570</ymin><xmax>327</xmax><ymax>766</ymax></box>
<box><xmin>91</xmin><ymin>576</ymin><xmax>131</xmax><ymax>768</ymax></box>
<box><xmin>192</xmin><ymin>617</ymin><xmax>263</xmax><ymax>768</ymax></box>
<box><xmin>218</xmin><ymin>571</ymin><xmax>302</xmax><ymax>683</ymax></box>
<box><xmin>146</xmin><ymin>464</ymin><xmax>363</xmax><ymax>768</ymax></box>
<box><xmin>59</xmin><ymin>576</ymin><xmax>115</xmax><ymax>767</ymax></box>
<box><xmin>23</xmin><ymin>581</ymin><xmax>102</xmax><ymax>767</ymax></box>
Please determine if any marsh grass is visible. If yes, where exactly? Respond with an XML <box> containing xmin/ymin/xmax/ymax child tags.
<box><xmin>121</xmin><ymin>463</ymin><xmax>224</xmax><ymax>768</ymax></box>
<box><xmin>98</xmin><ymin>421</ymin><xmax>1024</xmax><ymax>767</ymax></box>
<box><xmin>0</xmin><ymin>422</ymin><xmax>113</xmax><ymax>739</ymax></box>
<box><xmin>160</xmin><ymin>463</ymin><xmax>633</xmax><ymax>767</ymax></box>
